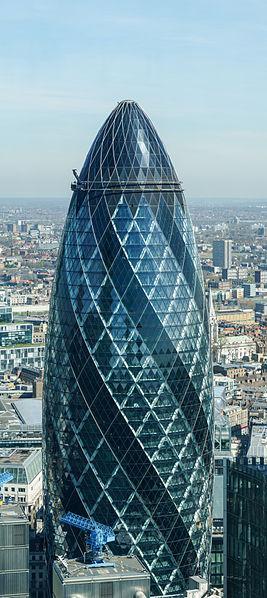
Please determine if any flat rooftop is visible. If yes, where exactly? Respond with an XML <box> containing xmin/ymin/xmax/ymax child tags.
<box><xmin>247</xmin><ymin>425</ymin><xmax>267</xmax><ymax>459</ymax></box>
<box><xmin>0</xmin><ymin>397</ymin><xmax>43</xmax><ymax>441</ymax></box>
<box><xmin>216</xmin><ymin>307</ymin><xmax>253</xmax><ymax>317</ymax></box>
<box><xmin>0</xmin><ymin>447</ymin><xmax>35</xmax><ymax>465</ymax></box>
<box><xmin>12</xmin><ymin>398</ymin><xmax>42</xmax><ymax>426</ymax></box>
<box><xmin>0</xmin><ymin>503</ymin><xmax>28</xmax><ymax>524</ymax></box>
<box><xmin>219</xmin><ymin>334</ymin><xmax>255</xmax><ymax>346</ymax></box>
<box><xmin>54</xmin><ymin>555</ymin><xmax>150</xmax><ymax>583</ymax></box>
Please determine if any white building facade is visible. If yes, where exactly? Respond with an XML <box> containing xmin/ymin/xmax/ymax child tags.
<box><xmin>0</xmin><ymin>448</ymin><xmax>42</xmax><ymax>524</ymax></box>
<box><xmin>218</xmin><ymin>335</ymin><xmax>256</xmax><ymax>364</ymax></box>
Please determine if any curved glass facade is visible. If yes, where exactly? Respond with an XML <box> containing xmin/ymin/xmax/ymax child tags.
<box><xmin>44</xmin><ymin>100</ymin><xmax>213</xmax><ymax>596</ymax></box>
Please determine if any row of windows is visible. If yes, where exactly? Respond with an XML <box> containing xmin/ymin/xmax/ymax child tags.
<box><xmin>4</xmin><ymin>486</ymin><xmax>25</xmax><ymax>492</ymax></box>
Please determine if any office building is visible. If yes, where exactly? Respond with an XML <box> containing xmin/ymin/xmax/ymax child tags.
<box><xmin>44</xmin><ymin>100</ymin><xmax>213</xmax><ymax>595</ymax></box>
<box><xmin>213</xmin><ymin>240</ymin><xmax>232</xmax><ymax>269</ymax></box>
<box><xmin>255</xmin><ymin>269</ymin><xmax>267</xmax><ymax>286</ymax></box>
<box><xmin>257</xmin><ymin>225</ymin><xmax>265</xmax><ymax>237</ymax></box>
<box><xmin>0</xmin><ymin>503</ymin><xmax>29</xmax><ymax>597</ymax></box>
<box><xmin>0</xmin><ymin>343</ymin><xmax>45</xmax><ymax>372</ymax></box>
<box><xmin>0</xmin><ymin>303</ymin><xmax>12</xmax><ymax>323</ymax></box>
<box><xmin>53</xmin><ymin>555</ymin><xmax>150</xmax><ymax>598</ymax></box>
<box><xmin>255</xmin><ymin>301</ymin><xmax>267</xmax><ymax>320</ymax></box>
<box><xmin>0</xmin><ymin>345</ymin><xmax>45</xmax><ymax>373</ymax></box>
<box><xmin>211</xmin><ymin>386</ymin><xmax>232</xmax><ymax>589</ymax></box>
<box><xmin>0</xmin><ymin>322</ymin><xmax>33</xmax><ymax>347</ymax></box>
<box><xmin>29</xmin><ymin>529</ymin><xmax>46</xmax><ymax>598</ymax></box>
<box><xmin>208</xmin><ymin>289</ymin><xmax>218</xmax><ymax>357</ymax></box>
<box><xmin>226</xmin><ymin>458</ymin><xmax>267</xmax><ymax>598</ymax></box>
<box><xmin>242</xmin><ymin>283</ymin><xmax>256</xmax><ymax>298</ymax></box>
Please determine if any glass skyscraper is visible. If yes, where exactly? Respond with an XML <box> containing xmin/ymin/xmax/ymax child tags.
<box><xmin>44</xmin><ymin>100</ymin><xmax>213</xmax><ymax>596</ymax></box>
<box><xmin>226</xmin><ymin>459</ymin><xmax>267</xmax><ymax>598</ymax></box>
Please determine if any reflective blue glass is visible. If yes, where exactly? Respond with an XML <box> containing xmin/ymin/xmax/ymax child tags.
<box><xmin>44</xmin><ymin>100</ymin><xmax>213</xmax><ymax>596</ymax></box>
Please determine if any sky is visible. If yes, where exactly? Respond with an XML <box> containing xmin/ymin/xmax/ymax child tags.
<box><xmin>1</xmin><ymin>0</ymin><xmax>267</xmax><ymax>199</ymax></box>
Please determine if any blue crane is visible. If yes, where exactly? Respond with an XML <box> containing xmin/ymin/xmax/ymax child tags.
<box><xmin>0</xmin><ymin>472</ymin><xmax>13</xmax><ymax>485</ymax></box>
<box><xmin>60</xmin><ymin>511</ymin><xmax>115</xmax><ymax>566</ymax></box>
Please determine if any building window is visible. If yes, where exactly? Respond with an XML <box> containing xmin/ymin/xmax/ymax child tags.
<box><xmin>18</xmin><ymin>487</ymin><xmax>25</xmax><ymax>492</ymax></box>
<box><xmin>100</xmin><ymin>583</ymin><xmax>113</xmax><ymax>598</ymax></box>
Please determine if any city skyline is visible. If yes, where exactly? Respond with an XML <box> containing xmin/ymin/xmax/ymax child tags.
<box><xmin>1</xmin><ymin>2</ymin><xmax>267</xmax><ymax>596</ymax></box>
<box><xmin>1</xmin><ymin>0</ymin><xmax>267</xmax><ymax>199</ymax></box>
<box><xmin>1</xmin><ymin>164</ymin><xmax>267</xmax><ymax>595</ymax></box>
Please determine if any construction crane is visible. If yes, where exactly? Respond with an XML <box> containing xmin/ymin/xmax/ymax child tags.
<box><xmin>0</xmin><ymin>472</ymin><xmax>13</xmax><ymax>485</ymax></box>
<box><xmin>60</xmin><ymin>511</ymin><xmax>115</xmax><ymax>567</ymax></box>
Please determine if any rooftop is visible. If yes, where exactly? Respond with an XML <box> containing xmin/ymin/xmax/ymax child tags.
<box><xmin>54</xmin><ymin>555</ymin><xmax>150</xmax><ymax>584</ymax></box>
<box><xmin>219</xmin><ymin>334</ymin><xmax>255</xmax><ymax>346</ymax></box>
<box><xmin>12</xmin><ymin>398</ymin><xmax>42</xmax><ymax>427</ymax></box>
<box><xmin>247</xmin><ymin>425</ymin><xmax>267</xmax><ymax>459</ymax></box>
<box><xmin>0</xmin><ymin>447</ymin><xmax>35</xmax><ymax>465</ymax></box>
<box><xmin>0</xmin><ymin>502</ymin><xmax>28</xmax><ymax>524</ymax></box>
<box><xmin>0</xmin><ymin>397</ymin><xmax>42</xmax><ymax>434</ymax></box>
<box><xmin>217</xmin><ymin>308</ymin><xmax>254</xmax><ymax>314</ymax></box>
<box><xmin>0</xmin><ymin>446</ymin><xmax>42</xmax><ymax>483</ymax></box>
<box><xmin>0</xmin><ymin>342</ymin><xmax>45</xmax><ymax>349</ymax></box>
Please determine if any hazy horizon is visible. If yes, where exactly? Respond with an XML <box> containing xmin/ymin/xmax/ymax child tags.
<box><xmin>1</xmin><ymin>196</ymin><xmax>267</xmax><ymax>206</ymax></box>
<box><xmin>1</xmin><ymin>0</ymin><xmax>267</xmax><ymax>199</ymax></box>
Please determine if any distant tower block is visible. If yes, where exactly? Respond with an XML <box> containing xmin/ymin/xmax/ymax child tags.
<box><xmin>213</xmin><ymin>240</ymin><xmax>232</xmax><ymax>269</ymax></box>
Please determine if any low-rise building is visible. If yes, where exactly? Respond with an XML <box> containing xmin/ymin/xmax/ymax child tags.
<box><xmin>218</xmin><ymin>335</ymin><xmax>256</xmax><ymax>364</ymax></box>
<box><xmin>32</xmin><ymin>321</ymin><xmax>47</xmax><ymax>344</ymax></box>
<box><xmin>247</xmin><ymin>425</ymin><xmax>267</xmax><ymax>458</ymax></box>
<box><xmin>0</xmin><ymin>447</ymin><xmax>42</xmax><ymax>523</ymax></box>
<box><xmin>216</xmin><ymin>308</ymin><xmax>254</xmax><ymax>325</ymax></box>
<box><xmin>214</xmin><ymin>375</ymin><xmax>235</xmax><ymax>399</ymax></box>
<box><xmin>231</xmin><ymin>287</ymin><xmax>244</xmax><ymax>299</ymax></box>
<box><xmin>0</xmin><ymin>343</ymin><xmax>45</xmax><ymax>372</ymax></box>
<box><xmin>0</xmin><ymin>396</ymin><xmax>42</xmax><ymax>449</ymax></box>
<box><xmin>214</xmin><ymin>364</ymin><xmax>246</xmax><ymax>379</ymax></box>
<box><xmin>224</xmin><ymin>405</ymin><xmax>249</xmax><ymax>433</ymax></box>
<box><xmin>186</xmin><ymin>577</ymin><xmax>223</xmax><ymax>597</ymax></box>
<box><xmin>0</xmin><ymin>322</ymin><xmax>33</xmax><ymax>347</ymax></box>
<box><xmin>53</xmin><ymin>555</ymin><xmax>150</xmax><ymax>598</ymax></box>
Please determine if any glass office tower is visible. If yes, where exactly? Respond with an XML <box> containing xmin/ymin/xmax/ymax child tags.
<box><xmin>44</xmin><ymin>100</ymin><xmax>213</xmax><ymax>596</ymax></box>
<box><xmin>226</xmin><ymin>459</ymin><xmax>267</xmax><ymax>598</ymax></box>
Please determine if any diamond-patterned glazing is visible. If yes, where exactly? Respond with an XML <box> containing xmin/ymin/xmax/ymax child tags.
<box><xmin>43</xmin><ymin>100</ymin><xmax>213</xmax><ymax>597</ymax></box>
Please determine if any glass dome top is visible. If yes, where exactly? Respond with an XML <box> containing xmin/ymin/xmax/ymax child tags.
<box><xmin>79</xmin><ymin>100</ymin><xmax>179</xmax><ymax>187</ymax></box>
